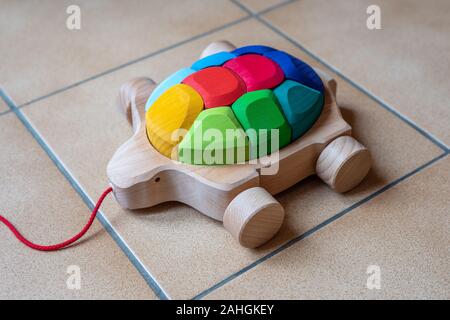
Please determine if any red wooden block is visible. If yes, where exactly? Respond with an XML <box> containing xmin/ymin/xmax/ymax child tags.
<box><xmin>183</xmin><ymin>66</ymin><xmax>246</xmax><ymax>109</ymax></box>
<box><xmin>224</xmin><ymin>54</ymin><xmax>284</xmax><ymax>91</ymax></box>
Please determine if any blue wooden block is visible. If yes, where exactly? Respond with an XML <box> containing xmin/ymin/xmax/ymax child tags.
<box><xmin>145</xmin><ymin>68</ymin><xmax>196</xmax><ymax>112</ymax></box>
<box><xmin>264</xmin><ymin>51</ymin><xmax>324</xmax><ymax>93</ymax></box>
<box><xmin>273</xmin><ymin>80</ymin><xmax>324</xmax><ymax>140</ymax></box>
<box><xmin>232</xmin><ymin>45</ymin><xmax>275</xmax><ymax>56</ymax></box>
<box><xmin>191</xmin><ymin>51</ymin><xmax>236</xmax><ymax>70</ymax></box>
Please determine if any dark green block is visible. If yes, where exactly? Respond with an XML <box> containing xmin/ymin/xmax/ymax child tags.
<box><xmin>232</xmin><ymin>90</ymin><xmax>291</xmax><ymax>158</ymax></box>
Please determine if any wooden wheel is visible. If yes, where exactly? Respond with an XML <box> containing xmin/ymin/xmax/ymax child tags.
<box><xmin>316</xmin><ymin>136</ymin><xmax>371</xmax><ymax>193</ymax></box>
<box><xmin>223</xmin><ymin>187</ymin><xmax>285</xmax><ymax>248</ymax></box>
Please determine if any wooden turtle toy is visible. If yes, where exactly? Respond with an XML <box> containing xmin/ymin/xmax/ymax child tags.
<box><xmin>107</xmin><ymin>41</ymin><xmax>371</xmax><ymax>248</ymax></box>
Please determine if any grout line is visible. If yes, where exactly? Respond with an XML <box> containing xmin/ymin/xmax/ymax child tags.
<box><xmin>259</xmin><ymin>23</ymin><xmax>449</xmax><ymax>151</ymax></box>
<box><xmin>17</xmin><ymin>15</ymin><xmax>250</xmax><ymax>109</ymax></box>
<box><xmin>254</xmin><ymin>0</ymin><xmax>298</xmax><ymax>15</ymax></box>
<box><xmin>229</xmin><ymin>0</ymin><xmax>256</xmax><ymax>15</ymax></box>
<box><xmin>0</xmin><ymin>88</ymin><xmax>171</xmax><ymax>300</ymax></box>
<box><xmin>193</xmin><ymin>151</ymin><xmax>449</xmax><ymax>300</ymax></box>
<box><xmin>15</xmin><ymin>0</ymin><xmax>296</xmax><ymax>110</ymax></box>
<box><xmin>0</xmin><ymin>109</ymin><xmax>12</xmax><ymax>117</ymax></box>
<box><xmin>230</xmin><ymin>0</ymin><xmax>448</xmax><ymax>151</ymax></box>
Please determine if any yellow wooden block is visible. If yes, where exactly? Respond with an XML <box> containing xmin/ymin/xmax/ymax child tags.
<box><xmin>146</xmin><ymin>84</ymin><xmax>203</xmax><ymax>158</ymax></box>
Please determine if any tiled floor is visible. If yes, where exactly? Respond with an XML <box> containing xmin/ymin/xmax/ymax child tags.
<box><xmin>0</xmin><ymin>103</ymin><xmax>157</xmax><ymax>299</ymax></box>
<box><xmin>239</xmin><ymin>0</ymin><xmax>285</xmax><ymax>12</ymax></box>
<box><xmin>1</xmin><ymin>0</ymin><xmax>448</xmax><ymax>299</ymax></box>
<box><xmin>0</xmin><ymin>0</ymin><xmax>246</xmax><ymax>106</ymax></box>
<box><xmin>264</xmin><ymin>0</ymin><xmax>450</xmax><ymax>147</ymax></box>
<box><xmin>206</xmin><ymin>156</ymin><xmax>450</xmax><ymax>299</ymax></box>
<box><xmin>0</xmin><ymin>100</ymin><xmax>8</xmax><ymax>114</ymax></box>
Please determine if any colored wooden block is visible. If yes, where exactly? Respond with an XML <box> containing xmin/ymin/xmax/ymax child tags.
<box><xmin>178</xmin><ymin>107</ymin><xmax>249</xmax><ymax>165</ymax></box>
<box><xmin>146</xmin><ymin>84</ymin><xmax>203</xmax><ymax>158</ymax></box>
<box><xmin>232</xmin><ymin>90</ymin><xmax>291</xmax><ymax>157</ymax></box>
<box><xmin>264</xmin><ymin>50</ymin><xmax>324</xmax><ymax>93</ymax></box>
<box><xmin>183</xmin><ymin>66</ymin><xmax>246</xmax><ymax>109</ymax></box>
<box><xmin>191</xmin><ymin>51</ymin><xmax>236</xmax><ymax>70</ymax></box>
<box><xmin>145</xmin><ymin>68</ymin><xmax>195</xmax><ymax>111</ymax></box>
<box><xmin>224</xmin><ymin>54</ymin><xmax>284</xmax><ymax>92</ymax></box>
<box><xmin>232</xmin><ymin>45</ymin><xmax>275</xmax><ymax>56</ymax></box>
<box><xmin>273</xmin><ymin>80</ymin><xmax>324</xmax><ymax>140</ymax></box>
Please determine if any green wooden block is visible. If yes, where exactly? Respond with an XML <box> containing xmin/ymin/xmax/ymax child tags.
<box><xmin>178</xmin><ymin>107</ymin><xmax>249</xmax><ymax>165</ymax></box>
<box><xmin>273</xmin><ymin>80</ymin><xmax>323</xmax><ymax>140</ymax></box>
<box><xmin>232</xmin><ymin>90</ymin><xmax>291</xmax><ymax>158</ymax></box>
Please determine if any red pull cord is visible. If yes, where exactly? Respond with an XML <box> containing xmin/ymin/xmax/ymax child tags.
<box><xmin>0</xmin><ymin>187</ymin><xmax>113</xmax><ymax>251</ymax></box>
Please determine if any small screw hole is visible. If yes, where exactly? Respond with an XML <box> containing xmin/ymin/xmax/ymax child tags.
<box><xmin>155</xmin><ymin>177</ymin><xmax>160</xmax><ymax>182</ymax></box>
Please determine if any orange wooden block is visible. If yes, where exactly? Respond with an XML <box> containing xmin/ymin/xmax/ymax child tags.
<box><xmin>224</xmin><ymin>54</ymin><xmax>284</xmax><ymax>91</ymax></box>
<box><xmin>183</xmin><ymin>66</ymin><xmax>246</xmax><ymax>109</ymax></box>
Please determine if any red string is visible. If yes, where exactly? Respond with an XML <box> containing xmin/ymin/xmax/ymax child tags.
<box><xmin>0</xmin><ymin>187</ymin><xmax>113</xmax><ymax>251</ymax></box>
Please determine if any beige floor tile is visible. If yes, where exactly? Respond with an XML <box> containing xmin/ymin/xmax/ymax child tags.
<box><xmin>0</xmin><ymin>113</ymin><xmax>156</xmax><ymax>299</ymax></box>
<box><xmin>264</xmin><ymin>0</ymin><xmax>450</xmax><ymax>147</ymax></box>
<box><xmin>206</xmin><ymin>156</ymin><xmax>450</xmax><ymax>299</ymax></box>
<box><xmin>20</xmin><ymin>19</ymin><xmax>443</xmax><ymax>298</ymax></box>
<box><xmin>0</xmin><ymin>0</ymin><xmax>245</xmax><ymax>106</ymax></box>
<box><xmin>239</xmin><ymin>0</ymin><xmax>285</xmax><ymax>12</ymax></box>
<box><xmin>0</xmin><ymin>99</ymin><xmax>9</xmax><ymax>113</ymax></box>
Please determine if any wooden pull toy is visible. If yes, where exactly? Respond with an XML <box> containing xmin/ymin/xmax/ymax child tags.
<box><xmin>107</xmin><ymin>41</ymin><xmax>372</xmax><ymax>248</ymax></box>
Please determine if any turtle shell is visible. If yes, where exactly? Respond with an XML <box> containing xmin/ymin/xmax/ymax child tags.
<box><xmin>145</xmin><ymin>45</ymin><xmax>324</xmax><ymax>165</ymax></box>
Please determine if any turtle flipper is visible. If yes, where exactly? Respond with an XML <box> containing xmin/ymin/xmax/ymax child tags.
<box><xmin>117</xmin><ymin>77</ymin><xmax>156</xmax><ymax>134</ymax></box>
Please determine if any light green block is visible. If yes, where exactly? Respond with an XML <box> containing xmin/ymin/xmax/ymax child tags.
<box><xmin>178</xmin><ymin>107</ymin><xmax>249</xmax><ymax>165</ymax></box>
